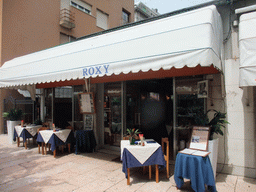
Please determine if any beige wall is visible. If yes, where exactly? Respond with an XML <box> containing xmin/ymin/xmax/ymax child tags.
<box><xmin>60</xmin><ymin>7</ymin><xmax>102</xmax><ymax>38</ymax></box>
<box><xmin>87</xmin><ymin>0</ymin><xmax>134</xmax><ymax>28</ymax></box>
<box><xmin>1</xmin><ymin>0</ymin><xmax>134</xmax><ymax>62</ymax></box>
<box><xmin>2</xmin><ymin>0</ymin><xmax>60</xmax><ymax>63</ymax></box>
<box><xmin>0</xmin><ymin>0</ymin><xmax>2</xmax><ymax>66</ymax></box>
<box><xmin>0</xmin><ymin>0</ymin><xmax>134</xmax><ymax>133</ymax></box>
<box><xmin>60</xmin><ymin>0</ymin><xmax>134</xmax><ymax>39</ymax></box>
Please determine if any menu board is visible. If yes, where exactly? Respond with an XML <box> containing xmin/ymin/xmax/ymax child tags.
<box><xmin>84</xmin><ymin>114</ymin><xmax>93</xmax><ymax>130</ymax></box>
<box><xmin>189</xmin><ymin>126</ymin><xmax>210</xmax><ymax>151</ymax></box>
<box><xmin>78</xmin><ymin>92</ymin><xmax>95</xmax><ymax>114</ymax></box>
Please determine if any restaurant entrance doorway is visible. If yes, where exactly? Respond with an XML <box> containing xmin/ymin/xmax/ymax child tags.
<box><xmin>126</xmin><ymin>79</ymin><xmax>172</xmax><ymax>145</ymax></box>
<box><xmin>104</xmin><ymin>82</ymin><xmax>122</xmax><ymax>147</ymax></box>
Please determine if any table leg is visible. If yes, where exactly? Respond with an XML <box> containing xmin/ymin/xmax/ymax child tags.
<box><xmin>24</xmin><ymin>140</ymin><xmax>27</xmax><ymax>149</ymax></box>
<box><xmin>38</xmin><ymin>144</ymin><xmax>41</xmax><ymax>153</ymax></box>
<box><xmin>17</xmin><ymin>137</ymin><xmax>20</xmax><ymax>147</ymax></box>
<box><xmin>127</xmin><ymin>168</ymin><xmax>130</xmax><ymax>185</ymax></box>
<box><xmin>156</xmin><ymin>165</ymin><xmax>159</xmax><ymax>183</ymax></box>
<box><xmin>45</xmin><ymin>144</ymin><xmax>47</xmax><ymax>154</ymax></box>
<box><xmin>68</xmin><ymin>143</ymin><xmax>71</xmax><ymax>153</ymax></box>
<box><xmin>53</xmin><ymin>150</ymin><xmax>56</xmax><ymax>158</ymax></box>
<box><xmin>149</xmin><ymin>165</ymin><xmax>152</xmax><ymax>179</ymax></box>
<box><xmin>42</xmin><ymin>143</ymin><xmax>45</xmax><ymax>155</ymax></box>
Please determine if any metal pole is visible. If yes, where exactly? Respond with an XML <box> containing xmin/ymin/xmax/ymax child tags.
<box><xmin>40</xmin><ymin>89</ymin><xmax>45</xmax><ymax>122</ymax></box>
<box><xmin>173</xmin><ymin>77</ymin><xmax>177</xmax><ymax>160</ymax></box>
<box><xmin>121</xmin><ymin>81</ymin><xmax>126</xmax><ymax>139</ymax></box>
<box><xmin>33</xmin><ymin>101</ymin><xmax>35</xmax><ymax>123</ymax></box>
<box><xmin>72</xmin><ymin>86</ymin><xmax>74</xmax><ymax>127</ymax></box>
<box><xmin>52</xmin><ymin>88</ymin><xmax>55</xmax><ymax>124</ymax></box>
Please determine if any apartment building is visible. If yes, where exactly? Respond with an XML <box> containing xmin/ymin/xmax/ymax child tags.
<box><xmin>0</xmin><ymin>0</ymin><xmax>134</xmax><ymax>133</ymax></box>
<box><xmin>134</xmin><ymin>2</ymin><xmax>159</xmax><ymax>22</ymax></box>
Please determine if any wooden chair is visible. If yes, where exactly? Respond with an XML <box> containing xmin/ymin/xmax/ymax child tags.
<box><xmin>162</xmin><ymin>137</ymin><xmax>170</xmax><ymax>178</ymax></box>
<box><xmin>66</xmin><ymin>125</ymin><xmax>74</xmax><ymax>131</ymax></box>
<box><xmin>123</xmin><ymin>136</ymin><xmax>152</xmax><ymax>182</ymax></box>
<box><xmin>37</xmin><ymin>127</ymin><xmax>50</xmax><ymax>155</ymax></box>
<box><xmin>42</xmin><ymin>122</ymin><xmax>50</xmax><ymax>127</ymax></box>
<box><xmin>146</xmin><ymin>138</ymin><xmax>169</xmax><ymax>180</ymax></box>
<box><xmin>60</xmin><ymin>126</ymin><xmax>74</xmax><ymax>153</ymax></box>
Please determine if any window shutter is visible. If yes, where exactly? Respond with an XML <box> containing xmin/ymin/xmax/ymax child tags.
<box><xmin>97</xmin><ymin>10</ymin><xmax>108</xmax><ymax>30</ymax></box>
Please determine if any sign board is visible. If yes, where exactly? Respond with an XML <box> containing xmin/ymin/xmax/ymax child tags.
<box><xmin>197</xmin><ymin>80</ymin><xmax>208</xmax><ymax>98</ymax></box>
<box><xmin>189</xmin><ymin>126</ymin><xmax>210</xmax><ymax>151</ymax></box>
<box><xmin>84</xmin><ymin>114</ymin><xmax>93</xmax><ymax>130</ymax></box>
<box><xmin>78</xmin><ymin>92</ymin><xmax>95</xmax><ymax>114</ymax></box>
<box><xmin>179</xmin><ymin>126</ymin><xmax>211</xmax><ymax>157</ymax></box>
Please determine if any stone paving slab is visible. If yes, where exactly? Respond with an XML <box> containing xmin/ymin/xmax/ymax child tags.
<box><xmin>1</xmin><ymin>134</ymin><xmax>256</xmax><ymax>191</ymax></box>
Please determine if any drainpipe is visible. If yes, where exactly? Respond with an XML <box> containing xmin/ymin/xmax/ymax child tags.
<box><xmin>235</xmin><ymin>4</ymin><xmax>256</xmax><ymax>15</ymax></box>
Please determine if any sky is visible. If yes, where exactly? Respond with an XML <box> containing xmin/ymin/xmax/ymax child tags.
<box><xmin>134</xmin><ymin>0</ymin><xmax>213</xmax><ymax>14</ymax></box>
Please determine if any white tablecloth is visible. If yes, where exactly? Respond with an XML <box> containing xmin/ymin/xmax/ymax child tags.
<box><xmin>121</xmin><ymin>139</ymin><xmax>160</xmax><ymax>164</ymax></box>
<box><xmin>15</xmin><ymin>125</ymin><xmax>42</xmax><ymax>137</ymax></box>
<box><xmin>39</xmin><ymin>129</ymin><xmax>71</xmax><ymax>144</ymax></box>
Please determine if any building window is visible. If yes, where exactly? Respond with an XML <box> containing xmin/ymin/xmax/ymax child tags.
<box><xmin>60</xmin><ymin>33</ymin><xmax>76</xmax><ymax>44</ymax></box>
<box><xmin>71</xmin><ymin>0</ymin><xmax>91</xmax><ymax>15</ymax></box>
<box><xmin>96</xmin><ymin>9</ymin><xmax>109</xmax><ymax>30</ymax></box>
<box><xmin>122</xmin><ymin>9</ymin><xmax>130</xmax><ymax>25</ymax></box>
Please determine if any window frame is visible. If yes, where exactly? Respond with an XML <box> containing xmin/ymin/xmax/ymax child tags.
<box><xmin>70</xmin><ymin>0</ymin><xmax>91</xmax><ymax>15</ymax></box>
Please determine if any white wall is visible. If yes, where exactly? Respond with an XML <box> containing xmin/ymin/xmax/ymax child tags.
<box><xmin>215</xmin><ymin>3</ymin><xmax>256</xmax><ymax>177</ymax></box>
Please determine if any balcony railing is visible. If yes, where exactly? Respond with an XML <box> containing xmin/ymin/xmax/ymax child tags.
<box><xmin>60</xmin><ymin>8</ymin><xmax>75</xmax><ymax>29</ymax></box>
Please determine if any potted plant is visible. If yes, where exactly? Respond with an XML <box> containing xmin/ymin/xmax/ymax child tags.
<box><xmin>193</xmin><ymin>109</ymin><xmax>229</xmax><ymax>178</ymax></box>
<box><xmin>193</xmin><ymin>109</ymin><xmax>229</xmax><ymax>140</ymax></box>
<box><xmin>3</xmin><ymin>108</ymin><xmax>24</xmax><ymax>144</ymax></box>
<box><xmin>126</xmin><ymin>128</ymin><xmax>140</xmax><ymax>145</ymax></box>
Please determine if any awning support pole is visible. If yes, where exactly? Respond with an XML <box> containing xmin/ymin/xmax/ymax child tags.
<box><xmin>84</xmin><ymin>78</ymin><xmax>91</xmax><ymax>92</ymax></box>
<box><xmin>85</xmin><ymin>79</ymin><xmax>88</xmax><ymax>92</ymax></box>
<box><xmin>173</xmin><ymin>77</ymin><xmax>177</xmax><ymax>160</ymax></box>
<box><xmin>40</xmin><ymin>89</ymin><xmax>45</xmax><ymax>122</ymax></box>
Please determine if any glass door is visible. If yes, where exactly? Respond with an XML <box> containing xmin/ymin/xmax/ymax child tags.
<box><xmin>175</xmin><ymin>76</ymin><xmax>205</xmax><ymax>152</ymax></box>
<box><xmin>104</xmin><ymin>82</ymin><xmax>122</xmax><ymax>147</ymax></box>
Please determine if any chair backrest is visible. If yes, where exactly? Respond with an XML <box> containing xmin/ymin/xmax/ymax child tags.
<box><xmin>123</xmin><ymin>136</ymin><xmax>129</xmax><ymax>140</ymax></box>
<box><xmin>37</xmin><ymin>127</ymin><xmax>50</xmax><ymax>133</ymax></box>
<box><xmin>162</xmin><ymin>137</ymin><xmax>169</xmax><ymax>160</ymax></box>
<box><xmin>162</xmin><ymin>137</ymin><xmax>170</xmax><ymax>178</ymax></box>
<box><xmin>166</xmin><ymin>125</ymin><xmax>173</xmax><ymax>136</ymax></box>
<box><xmin>66</xmin><ymin>125</ymin><xmax>74</xmax><ymax>131</ymax></box>
<box><xmin>42</xmin><ymin>122</ymin><xmax>50</xmax><ymax>127</ymax></box>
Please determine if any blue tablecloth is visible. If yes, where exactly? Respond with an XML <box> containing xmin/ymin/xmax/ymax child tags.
<box><xmin>75</xmin><ymin>130</ymin><xmax>97</xmax><ymax>154</ymax></box>
<box><xmin>13</xmin><ymin>128</ymin><xmax>35</xmax><ymax>142</ymax></box>
<box><xmin>174</xmin><ymin>153</ymin><xmax>216</xmax><ymax>192</ymax></box>
<box><xmin>36</xmin><ymin>131</ymin><xmax>75</xmax><ymax>152</ymax></box>
<box><xmin>121</xmin><ymin>147</ymin><xmax>166</xmax><ymax>178</ymax></box>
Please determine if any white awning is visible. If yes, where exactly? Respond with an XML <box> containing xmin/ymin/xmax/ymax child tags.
<box><xmin>239</xmin><ymin>11</ymin><xmax>256</xmax><ymax>87</ymax></box>
<box><xmin>0</xmin><ymin>5</ymin><xmax>223</xmax><ymax>88</ymax></box>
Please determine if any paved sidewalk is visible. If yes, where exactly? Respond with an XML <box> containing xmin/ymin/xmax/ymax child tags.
<box><xmin>0</xmin><ymin>134</ymin><xmax>256</xmax><ymax>192</ymax></box>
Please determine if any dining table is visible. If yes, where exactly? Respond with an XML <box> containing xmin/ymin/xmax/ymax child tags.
<box><xmin>75</xmin><ymin>130</ymin><xmax>97</xmax><ymax>154</ymax></box>
<box><xmin>13</xmin><ymin>124</ymin><xmax>42</xmax><ymax>149</ymax></box>
<box><xmin>36</xmin><ymin>129</ymin><xmax>74</xmax><ymax>157</ymax></box>
<box><xmin>174</xmin><ymin>153</ymin><xmax>217</xmax><ymax>192</ymax></box>
<box><xmin>121</xmin><ymin>139</ymin><xmax>166</xmax><ymax>185</ymax></box>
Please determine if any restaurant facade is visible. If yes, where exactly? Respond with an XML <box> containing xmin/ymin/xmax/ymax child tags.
<box><xmin>1</xmin><ymin>1</ymin><xmax>256</xmax><ymax>178</ymax></box>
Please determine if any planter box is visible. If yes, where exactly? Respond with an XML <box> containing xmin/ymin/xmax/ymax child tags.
<box><xmin>7</xmin><ymin>120</ymin><xmax>21</xmax><ymax>144</ymax></box>
<box><xmin>208</xmin><ymin>138</ymin><xmax>219</xmax><ymax>179</ymax></box>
